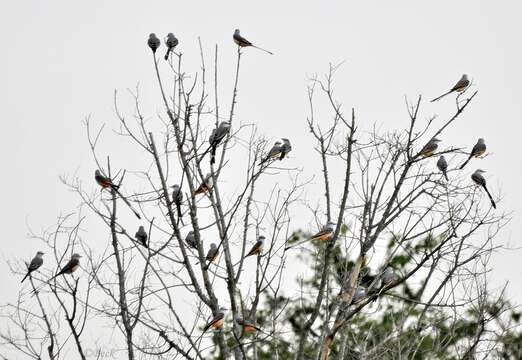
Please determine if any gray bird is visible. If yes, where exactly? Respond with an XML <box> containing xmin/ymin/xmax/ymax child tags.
<box><xmin>437</xmin><ymin>155</ymin><xmax>449</xmax><ymax>181</ymax></box>
<box><xmin>51</xmin><ymin>253</ymin><xmax>81</xmax><ymax>279</ymax></box>
<box><xmin>235</xmin><ymin>316</ymin><xmax>262</xmax><ymax>333</ymax></box>
<box><xmin>209</xmin><ymin>121</ymin><xmax>231</xmax><ymax>164</ymax></box>
<box><xmin>381</xmin><ymin>267</ymin><xmax>394</xmax><ymax>287</ymax></box>
<box><xmin>471</xmin><ymin>169</ymin><xmax>496</xmax><ymax>209</ymax></box>
<box><xmin>260</xmin><ymin>141</ymin><xmax>282</xmax><ymax>164</ymax></box>
<box><xmin>431</xmin><ymin>74</ymin><xmax>470</xmax><ymax>102</ymax></box>
<box><xmin>21</xmin><ymin>251</ymin><xmax>44</xmax><ymax>283</ymax></box>
<box><xmin>233</xmin><ymin>29</ymin><xmax>273</xmax><ymax>55</ymax></box>
<box><xmin>164</xmin><ymin>33</ymin><xmax>179</xmax><ymax>61</ymax></box>
<box><xmin>351</xmin><ymin>286</ymin><xmax>366</xmax><ymax>305</ymax></box>
<box><xmin>94</xmin><ymin>169</ymin><xmax>141</xmax><ymax>219</ymax></box>
<box><xmin>135</xmin><ymin>226</ymin><xmax>148</xmax><ymax>248</ymax></box>
<box><xmin>185</xmin><ymin>231</ymin><xmax>197</xmax><ymax>249</ymax></box>
<box><xmin>460</xmin><ymin>138</ymin><xmax>486</xmax><ymax>169</ymax></box>
<box><xmin>279</xmin><ymin>138</ymin><xmax>292</xmax><ymax>160</ymax></box>
<box><xmin>419</xmin><ymin>138</ymin><xmax>441</xmax><ymax>157</ymax></box>
<box><xmin>171</xmin><ymin>184</ymin><xmax>183</xmax><ymax>220</ymax></box>
<box><xmin>147</xmin><ymin>33</ymin><xmax>161</xmax><ymax>54</ymax></box>
<box><xmin>245</xmin><ymin>235</ymin><xmax>265</xmax><ymax>258</ymax></box>
<box><xmin>205</xmin><ymin>243</ymin><xmax>219</xmax><ymax>263</ymax></box>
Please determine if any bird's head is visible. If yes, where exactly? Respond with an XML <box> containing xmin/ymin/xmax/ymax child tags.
<box><xmin>478</xmin><ymin>138</ymin><xmax>485</xmax><ymax>144</ymax></box>
<box><xmin>462</xmin><ymin>74</ymin><xmax>469</xmax><ymax>80</ymax></box>
<box><xmin>234</xmin><ymin>29</ymin><xmax>240</xmax><ymax>35</ymax></box>
<box><xmin>36</xmin><ymin>251</ymin><xmax>44</xmax><ymax>256</ymax></box>
<box><xmin>258</xmin><ymin>235</ymin><xmax>266</xmax><ymax>242</ymax></box>
<box><xmin>432</xmin><ymin>138</ymin><xmax>442</xmax><ymax>143</ymax></box>
<box><xmin>72</xmin><ymin>253</ymin><xmax>82</xmax><ymax>259</ymax></box>
<box><xmin>149</xmin><ymin>33</ymin><xmax>157</xmax><ymax>38</ymax></box>
<box><xmin>475</xmin><ymin>169</ymin><xmax>486</xmax><ymax>174</ymax></box>
<box><xmin>210</xmin><ymin>243</ymin><xmax>217</xmax><ymax>249</ymax></box>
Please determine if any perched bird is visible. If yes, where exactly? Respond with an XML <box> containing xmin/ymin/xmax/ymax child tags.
<box><xmin>171</xmin><ymin>184</ymin><xmax>183</xmax><ymax>220</ymax></box>
<box><xmin>235</xmin><ymin>316</ymin><xmax>262</xmax><ymax>334</ymax></box>
<box><xmin>185</xmin><ymin>231</ymin><xmax>198</xmax><ymax>249</ymax></box>
<box><xmin>94</xmin><ymin>170</ymin><xmax>141</xmax><ymax>219</ymax></box>
<box><xmin>164</xmin><ymin>33</ymin><xmax>179</xmax><ymax>61</ymax></box>
<box><xmin>310</xmin><ymin>221</ymin><xmax>336</xmax><ymax>241</ymax></box>
<box><xmin>51</xmin><ymin>253</ymin><xmax>81</xmax><ymax>280</ymax></box>
<box><xmin>147</xmin><ymin>33</ymin><xmax>161</xmax><ymax>54</ymax></box>
<box><xmin>381</xmin><ymin>267</ymin><xmax>395</xmax><ymax>287</ymax></box>
<box><xmin>209</xmin><ymin>121</ymin><xmax>231</xmax><ymax>164</ymax></box>
<box><xmin>351</xmin><ymin>286</ymin><xmax>367</xmax><ymax>305</ymax></box>
<box><xmin>21</xmin><ymin>251</ymin><xmax>44</xmax><ymax>283</ymax></box>
<box><xmin>431</xmin><ymin>74</ymin><xmax>470</xmax><ymax>102</ymax></box>
<box><xmin>279</xmin><ymin>138</ymin><xmax>292</xmax><ymax>160</ymax></box>
<box><xmin>195</xmin><ymin>173</ymin><xmax>213</xmax><ymax>195</ymax></box>
<box><xmin>460</xmin><ymin>138</ymin><xmax>486</xmax><ymax>169</ymax></box>
<box><xmin>260</xmin><ymin>141</ymin><xmax>282</xmax><ymax>164</ymax></box>
<box><xmin>245</xmin><ymin>236</ymin><xmax>265</xmax><ymax>258</ymax></box>
<box><xmin>419</xmin><ymin>138</ymin><xmax>441</xmax><ymax>157</ymax></box>
<box><xmin>437</xmin><ymin>155</ymin><xmax>449</xmax><ymax>181</ymax></box>
<box><xmin>135</xmin><ymin>226</ymin><xmax>148</xmax><ymax>248</ymax></box>
<box><xmin>471</xmin><ymin>169</ymin><xmax>497</xmax><ymax>209</ymax></box>
<box><xmin>203</xmin><ymin>307</ymin><xmax>227</xmax><ymax>332</ymax></box>
<box><xmin>233</xmin><ymin>29</ymin><xmax>273</xmax><ymax>55</ymax></box>
<box><xmin>285</xmin><ymin>221</ymin><xmax>336</xmax><ymax>251</ymax></box>
<box><xmin>206</xmin><ymin>243</ymin><xmax>219</xmax><ymax>263</ymax></box>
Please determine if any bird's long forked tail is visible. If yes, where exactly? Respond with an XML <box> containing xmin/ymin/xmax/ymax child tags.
<box><xmin>21</xmin><ymin>272</ymin><xmax>30</xmax><ymax>283</ymax></box>
<box><xmin>482</xmin><ymin>185</ymin><xmax>497</xmax><ymax>209</ymax></box>
<box><xmin>442</xmin><ymin>170</ymin><xmax>449</xmax><ymax>181</ymax></box>
<box><xmin>164</xmin><ymin>48</ymin><xmax>172</xmax><ymax>61</ymax></box>
<box><xmin>284</xmin><ymin>237</ymin><xmax>313</xmax><ymax>251</ymax></box>
<box><xmin>430</xmin><ymin>90</ymin><xmax>452</xmax><ymax>102</ymax></box>
<box><xmin>210</xmin><ymin>146</ymin><xmax>217</xmax><ymax>165</ymax></box>
<box><xmin>459</xmin><ymin>155</ymin><xmax>473</xmax><ymax>170</ymax></box>
<box><xmin>114</xmin><ymin>188</ymin><xmax>141</xmax><ymax>219</ymax></box>
<box><xmin>252</xmin><ymin>45</ymin><xmax>273</xmax><ymax>55</ymax></box>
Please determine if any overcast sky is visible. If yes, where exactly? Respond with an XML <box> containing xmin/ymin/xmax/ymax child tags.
<box><xmin>1</xmin><ymin>0</ymin><xmax>520</xmax><ymax>329</ymax></box>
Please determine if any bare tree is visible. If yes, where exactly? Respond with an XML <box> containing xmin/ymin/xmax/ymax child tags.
<box><xmin>2</xmin><ymin>38</ymin><xmax>519</xmax><ymax>360</ymax></box>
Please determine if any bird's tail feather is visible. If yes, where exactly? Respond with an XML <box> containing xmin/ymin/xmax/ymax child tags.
<box><xmin>482</xmin><ymin>185</ymin><xmax>497</xmax><ymax>209</ymax></box>
<box><xmin>430</xmin><ymin>90</ymin><xmax>452</xmax><ymax>102</ymax></box>
<box><xmin>252</xmin><ymin>45</ymin><xmax>273</xmax><ymax>55</ymax></box>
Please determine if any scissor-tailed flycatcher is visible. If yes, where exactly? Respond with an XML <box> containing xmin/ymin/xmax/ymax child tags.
<box><xmin>419</xmin><ymin>138</ymin><xmax>441</xmax><ymax>157</ymax></box>
<box><xmin>164</xmin><ymin>33</ymin><xmax>178</xmax><ymax>61</ymax></box>
<box><xmin>135</xmin><ymin>226</ymin><xmax>148</xmax><ymax>248</ymax></box>
<box><xmin>437</xmin><ymin>155</ymin><xmax>449</xmax><ymax>181</ymax></box>
<box><xmin>235</xmin><ymin>316</ymin><xmax>262</xmax><ymax>334</ymax></box>
<box><xmin>147</xmin><ymin>33</ymin><xmax>160</xmax><ymax>54</ymax></box>
<box><xmin>460</xmin><ymin>138</ymin><xmax>486</xmax><ymax>169</ymax></box>
<box><xmin>171</xmin><ymin>184</ymin><xmax>183</xmax><ymax>221</ymax></box>
<box><xmin>233</xmin><ymin>29</ymin><xmax>273</xmax><ymax>55</ymax></box>
<box><xmin>195</xmin><ymin>173</ymin><xmax>213</xmax><ymax>195</ymax></box>
<box><xmin>280</xmin><ymin>138</ymin><xmax>292</xmax><ymax>160</ymax></box>
<box><xmin>185</xmin><ymin>231</ymin><xmax>197</xmax><ymax>249</ymax></box>
<box><xmin>471</xmin><ymin>169</ymin><xmax>497</xmax><ymax>209</ymax></box>
<box><xmin>245</xmin><ymin>235</ymin><xmax>265</xmax><ymax>258</ymax></box>
<box><xmin>351</xmin><ymin>286</ymin><xmax>367</xmax><ymax>305</ymax></box>
<box><xmin>431</xmin><ymin>74</ymin><xmax>470</xmax><ymax>102</ymax></box>
<box><xmin>209</xmin><ymin>121</ymin><xmax>231</xmax><ymax>164</ymax></box>
<box><xmin>21</xmin><ymin>251</ymin><xmax>44</xmax><ymax>283</ymax></box>
<box><xmin>51</xmin><ymin>253</ymin><xmax>81</xmax><ymax>280</ymax></box>
<box><xmin>285</xmin><ymin>221</ymin><xmax>336</xmax><ymax>250</ymax></box>
<box><xmin>95</xmin><ymin>170</ymin><xmax>141</xmax><ymax>219</ymax></box>
<box><xmin>206</xmin><ymin>243</ymin><xmax>219</xmax><ymax>263</ymax></box>
<box><xmin>203</xmin><ymin>307</ymin><xmax>227</xmax><ymax>333</ymax></box>
<box><xmin>260</xmin><ymin>141</ymin><xmax>282</xmax><ymax>164</ymax></box>
<box><xmin>381</xmin><ymin>267</ymin><xmax>394</xmax><ymax>287</ymax></box>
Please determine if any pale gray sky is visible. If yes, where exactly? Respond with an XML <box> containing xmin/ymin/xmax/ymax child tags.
<box><xmin>1</xmin><ymin>0</ymin><xmax>520</xmax><ymax>330</ymax></box>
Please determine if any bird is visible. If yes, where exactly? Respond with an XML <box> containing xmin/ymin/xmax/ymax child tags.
<box><xmin>279</xmin><ymin>138</ymin><xmax>292</xmax><ymax>160</ymax></box>
<box><xmin>460</xmin><ymin>138</ymin><xmax>486</xmax><ymax>169</ymax></box>
<box><xmin>233</xmin><ymin>29</ymin><xmax>273</xmax><ymax>55</ymax></box>
<box><xmin>431</xmin><ymin>74</ymin><xmax>470</xmax><ymax>102</ymax></box>
<box><xmin>419</xmin><ymin>138</ymin><xmax>441</xmax><ymax>157</ymax></box>
<box><xmin>171</xmin><ymin>184</ymin><xmax>183</xmax><ymax>220</ymax></box>
<box><xmin>285</xmin><ymin>221</ymin><xmax>336</xmax><ymax>251</ymax></box>
<box><xmin>205</xmin><ymin>243</ymin><xmax>219</xmax><ymax>263</ymax></box>
<box><xmin>471</xmin><ymin>169</ymin><xmax>497</xmax><ymax>209</ymax></box>
<box><xmin>185</xmin><ymin>231</ymin><xmax>198</xmax><ymax>249</ymax></box>
<box><xmin>235</xmin><ymin>316</ymin><xmax>262</xmax><ymax>334</ymax></box>
<box><xmin>209</xmin><ymin>121</ymin><xmax>231</xmax><ymax>164</ymax></box>
<box><xmin>195</xmin><ymin>173</ymin><xmax>213</xmax><ymax>195</ymax></box>
<box><xmin>437</xmin><ymin>155</ymin><xmax>449</xmax><ymax>181</ymax></box>
<box><xmin>21</xmin><ymin>251</ymin><xmax>44</xmax><ymax>283</ymax></box>
<box><xmin>381</xmin><ymin>267</ymin><xmax>394</xmax><ymax>287</ymax></box>
<box><xmin>94</xmin><ymin>170</ymin><xmax>141</xmax><ymax>219</ymax></box>
<box><xmin>147</xmin><ymin>33</ymin><xmax>161</xmax><ymax>54</ymax></box>
<box><xmin>164</xmin><ymin>33</ymin><xmax>179</xmax><ymax>61</ymax></box>
<box><xmin>260</xmin><ymin>141</ymin><xmax>282</xmax><ymax>164</ymax></box>
<box><xmin>51</xmin><ymin>253</ymin><xmax>81</xmax><ymax>280</ymax></box>
<box><xmin>351</xmin><ymin>286</ymin><xmax>367</xmax><ymax>305</ymax></box>
<box><xmin>245</xmin><ymin>236</ymin><xmax>265</xmax><ymax>258</ymax></box>
<box><xmin>203</xmin><ymin>307</ymin><xmax>227</xmax><ymax>332</ymax></box>
<box><xmin>135</xmin><ymin>226</ymin><xmax>148</xmax><ymax>248</ymax></box>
